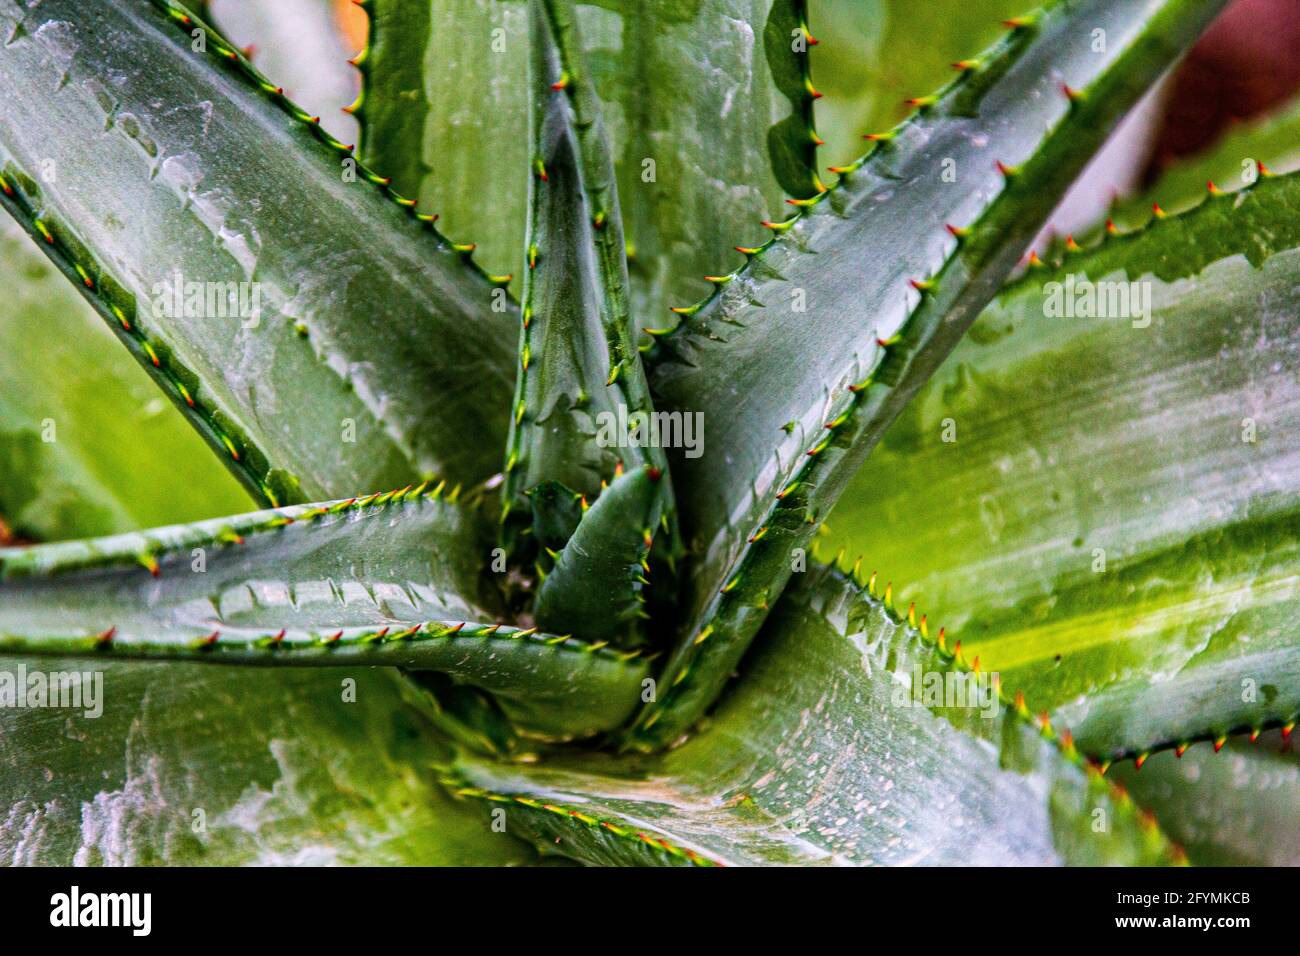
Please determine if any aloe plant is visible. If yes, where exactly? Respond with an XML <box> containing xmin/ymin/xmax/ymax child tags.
<box><xmin>0</xmin><ymin>0</ymin><xmax>1295</xmax><ymax>867</ymax></box>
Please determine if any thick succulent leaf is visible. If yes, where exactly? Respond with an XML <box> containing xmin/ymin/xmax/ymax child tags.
<box><xmin>534</xmin><ymin>465</ymin><xmax>665</xmax><ymax>644</ymax></box>
<box><xmin>0</xmin><ymin>0</ymin><xmax>516</xmax><ymax>505</ymax></box>
<box><xmin>628</xmin><ymin>0</ymin><xmax>1230</xmax><ymax>748</ymax></box>
<box><xmin>825</xmin><ymin>169</ymin><xmax>1300</xmax><ymax>761</ymax></box>
<box><xmin>359</xmin><ymin>0</ymin><xmax>820</xmax><ymax>323</ymax></box>
<box><xmin>503</xmin><ymin>0</ymin><xmax>670</xmax><ymax>519</ymax></box>
<box><xmin>0</xmin><ymin>223</ymin><xmax>250</xmax><ymax>540</ymax></box>
<box><xmin>0</xmin><ymin>662</ymin><xmax>535</xmax><ymax>865</ymax></box>
<box><xmin>0</xmin><ymin>491</ymin><xmax>650</xmax><ymax>738</ymax></box>
<box><xmin>1108</xmin><ymin>731</ymin><xmax>1300</xmax><ymax>867</ymax></box>
<box><xmin>447</xmin><ymin>566</ymin><xmax>1180</xmax><ymax>866</ymax></box>
<box><xmin>356</xmin><ymin>0</ymin><xmax>531</xmax><ymax>291</ymax></box>
<box><xmin>588</xmin><ymin>0</ymin><xmax>825</xmax><ymax>326</ymax></box>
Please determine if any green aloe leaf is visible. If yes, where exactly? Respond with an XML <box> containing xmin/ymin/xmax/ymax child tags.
<box><xmin>0</xmin><ymin>0</ymin><xmax>516</xmax><ymax>506</ymax></box>
<box><xmin>503</xmin><ymin>0</ymin><xmax>670</xmax><ymax>521</ymax></box>
<box><xmin>446</xmin><ymin>566</ymin><xmax>1179</xmax><ymax>866</ymax></box>
<box><xmin>356</xmin><ymin>0</ymin><xmax>531</xmax><ymax>291</ymax></box>
<box><xmin>0</xmin><ymin>224</ymin><xmax>250</xmax><ymax>540</ymax></box>
<box><xmin>629</xmin><ymin>0</ymin><xmax>1229</xmax><ymax>749</ymax></box>
<box><xmin>825</xmin><ymin>169</ymin><xmax>1300</xmax><ymax>761</ymax></box>
<box><xmin>534</xmin><ymin>465</ymin><xmax>666</xmax><ymax>644</ymax></box>
<box><xmin>0</xmin><ymin>491</ymin><xmax>650</xmax><ymax>738</ymax></box>
<box><xmin>358</xmin><ymin>0</ymin><xmax>821</xmax><ymax>324</ymax></box>
<box><xmin>0</xmin><ymin>663</ymin><xmax>535</xmax><ymax>865</ymax></box>
<box><xmin>1108</xmin><ymin>730</ymin><xmax>1300</xmax><ymax>867</ymax></box>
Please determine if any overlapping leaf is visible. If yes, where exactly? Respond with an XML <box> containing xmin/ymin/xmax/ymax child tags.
<box><xmin>825</xmin><ymin>169</ymin><xmax>1300</xmax><ymax>760</ymax></box>
<box><xmin>358</xmin><ymin>0</ymin><xmax>822</xmax><ymax>324</ymax></box>
<box><xmin>629</xmin><ymin>0</ymin><xmax>1230</xmax><ymax>748</ymax></box>
<box><xmin>0</xmin><ymin>491</ymin><xmax>649</xmax><ymax>738</ymax></box>
<box><xmin>503</xmin><ymin>0</ymin><xmax>668</xmax><ymax>516</ymax></box>
<box><xmin>0</xmin><ymin>663</ymin><xmax>535</xmax><ymax>865</ymax></box>
<box><xmin>447</xmin><ymin>566</ymin><xmax>1179</xmax><ymax>865</ymax></box>
<box><xmin>0</xmin><ymin>0</ymin><xmax>516</xmax><ymax>505</ymax></box>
